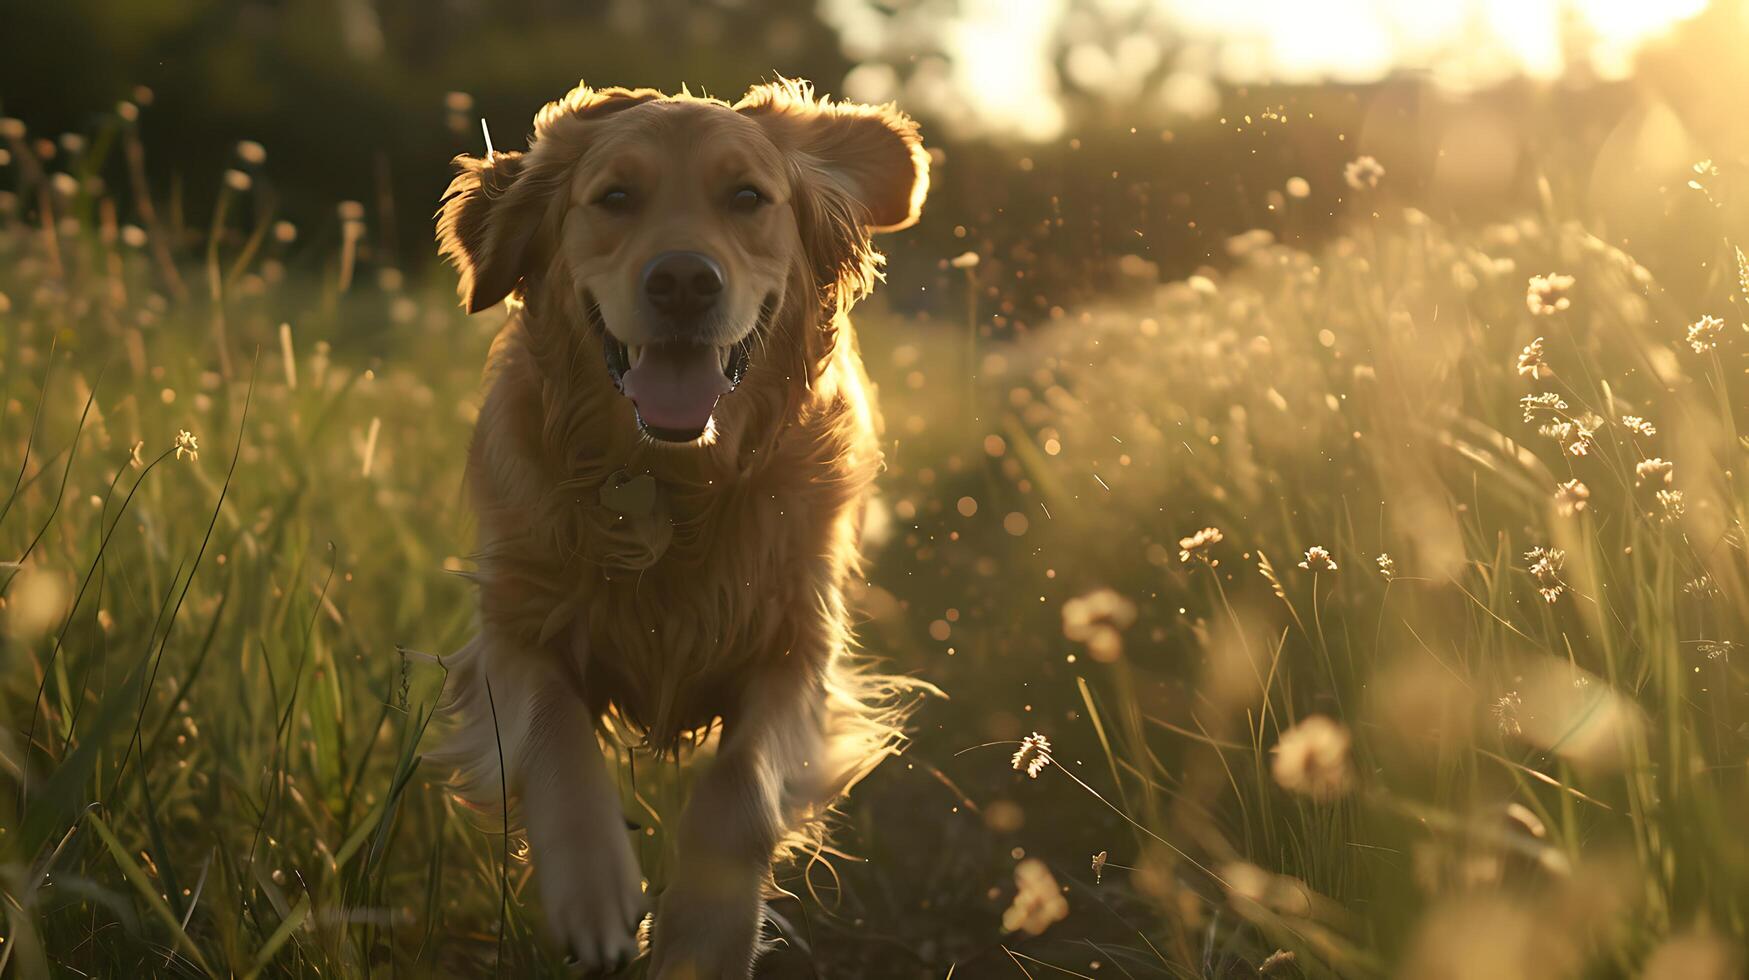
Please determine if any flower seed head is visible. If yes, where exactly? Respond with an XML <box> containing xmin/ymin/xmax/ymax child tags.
<box><xmin>1297</xmin><ymin>545</ymin><xmax>1338</xmax><ymax>572</ymax></box>
<box><xmin>1012</xmin><ymin>732</ymin><xmax>1053</xmax><ymax>779</ymax></box>
<box><xmin>1343</xmin><ymin>155</ymin><xmax>1384</xmax><ymax>190</ymax></box>
<box><xmin>1526</xmin><ymin>273</ymin><xmax>1574</xmax><ymax>316</ymax></box>
<box><xmin>1177</xmin><ymin>526</ymin><xmax>1223</xmax><ymax>566</ymax></box>
<box><xmin>173</xmin><ymin>430</ymin><xmax>200</xmax><ymax>462</ymax></box>
<box><xmin>1271</xmin><ymin>715</ymin><xmax>1354</xmax><ymax>800</ymax></box>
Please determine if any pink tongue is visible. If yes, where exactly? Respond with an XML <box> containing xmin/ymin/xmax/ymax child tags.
<box><xmin>620</xmin><ymin>343</ymin><xmax>731</xmax><ymax>435</ymax></box>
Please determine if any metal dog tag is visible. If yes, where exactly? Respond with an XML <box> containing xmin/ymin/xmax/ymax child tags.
<box><xmin>599</xmin><ymin>470</ymin><xmax>657</xmax><ymax>516</ymax></box>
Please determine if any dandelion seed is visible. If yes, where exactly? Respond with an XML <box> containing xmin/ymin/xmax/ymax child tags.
<box><xmin>1526</xmin><ymin>273</ymin><xmax>1574</xmax><ymax>316</ymax></box>
<box><xmin>1343</xmin><ymin>155</ymin><xmax>1384</xmax><ymax>190</ymax></box>
<box><xmin>1002</xmin><ymin>858</ymin><xmax>1068</xmax><ymax>936</ymax></box>
<box><xmin>1285</xmin><ymin>176</ymin><xmax>1310</xmax><ymax>198</ymax></box>
<box><xmin>1525</xmin><ymin>546</ymin><xmax>1566</xmax><ymax>603</ymax></box>
<box><xmin>1683</xmin><ymin>574</ymin><xmax>1717</xmax><ymax>596</ymax></box>
<box><xmin>222</xmin><ymin>169</ymin><xmax>252</xmax><ymax>193</ymax></box>
<box><xmin>173</xmin><ymin>430</ymin><xmax>199</xmax><ymax>462</ymax></box>
<box><xmin>948</xmin><ymin>251</ymin><xmax>980</xmax><ymax>270</ymax></box>
<box><xmin>1620</xmin><ymin>415</ymin><xmax>1656</xmax><ymax>437</ymax></box>
<box><xmin>1492</xmin><ymin>691</ymin><xmax>1523</xmax><ymax>736</ymax></box>
<box><xmin>1297</xmin><ymin>545</ymin><xmax>1338</xmax><ymax>572</ymax></box>
<box><xmin>1177</xmin><ymin>526</ymin><xmax>1223</xmax><ymax>566</ymax></box>
<box><xmin>1538</xmin><ymin>418</ymin><xmax>1596</xmax><ymax>457</ymax></box>
<box><xmin>1636</xmin><ymin>458</ymin><xmax>1674</xmax><ymax>487</ymax></box>
<box><xmin>1062</xmin><ymin>589</ymin><xmax>1135</xmax><ymax>662</ymax></box>
<box><xmin>1091</xmin><ymin>850</ymin><xmax>1108</xmax><ymax>883</ymax></box>
<box><xmin>1520</xmin><ymin>391</ymin><xmax>1568</xmax><ymax>424</ymax></box>
<box><xmin>235</xmin><ymin>140</ymin><xmax>267</xmax><ymax>165</ymax></box>
<box><xmin>1565</xmin><ymin>419</ymin><xmax>1599</xmax><ymax>456</ymax></box>
<box><xmin>1554</xmin><ymin>479</ymin><xmax>1590</xmax><ymax>516</ymax></box>
<box><xmin>1271</xmin><ymin>715</ymin><xmax>1354</xmax><ymax>800</ymax></box>
<box><xmin>1515</xmin><ymin>337</ymin><xmax>1551</xmax><ymax>379</ymax></box>
<box><xmin>1686</xmin><ymin>314</ymin><xmax>1725</xmax><ymax>353</ymax></box>
<box><xmin>1011</xmin><ymin>732</ymin><xmax>1053</xmax><ymax>779</ymax></box>
<box><xmin>1697</xmin><ymin>640</ymin><xmax>1735</xmax><ymax>663</ymax></box>
<box><xmin>1375</xmin><ymin>552</ymin><xmax>1396</xmax><ymax>580</ymax></box>
<box><xmin>1656</xmin><ymin>489</ymin><xmax>1686</xmax><ymax>522</ymax></box>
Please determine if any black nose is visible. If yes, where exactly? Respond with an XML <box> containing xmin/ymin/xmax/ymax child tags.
<box><xmin>642</xmin><ymin>251</ymin><xmax>724</xmax><ymax>321</ymax></box>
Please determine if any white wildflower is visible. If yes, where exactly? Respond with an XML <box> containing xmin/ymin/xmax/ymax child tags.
<box><xmin>1297</xmin><ymin>546</ymin><xmax>1338</xmax><ymax>572</ymax></box>
<box><xmin>1271</xmin><ymin>715</ymin><xmax>1354</xmax><ymax>800</ymax></box>
<box><xmin>1343</xmin><ymin>155</ymin><xmax>1384</xmax><ymax>190</ymax></box>
<box><xmin>1524</xmin><ymin>547</ymin><xmax>1566</xmax><ymax>603</ymax></box>
<box><xmin>1526</xmin><ymin>273</ymin><xmax>1574</xmax><ymax>316</ymax></box>
<box><xmin>1011</xmin><ymin>732</ymin><xmax>1053</xmax><ymax>779</ymax></box>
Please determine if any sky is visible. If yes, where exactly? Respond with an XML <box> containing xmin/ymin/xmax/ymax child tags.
<box><xmin>822</xmin><ymin>0</ymin><xmax>1712</xmax><ymax>140</ymax></box>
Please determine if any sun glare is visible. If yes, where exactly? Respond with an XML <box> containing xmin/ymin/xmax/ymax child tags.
<box><xmin>830</xmin><ymin>0</ymin><xmax>1712</xmax><ymax>140</ymax></box>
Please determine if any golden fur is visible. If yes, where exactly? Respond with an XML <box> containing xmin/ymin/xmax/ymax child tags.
<box><xmin>427</xmin><ymin>79</ymin><xmax>930</xmax><ymax>976</ymax></box>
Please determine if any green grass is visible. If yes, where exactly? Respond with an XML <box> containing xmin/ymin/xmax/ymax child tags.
<box><xmin>2</xmin><ymin>110</ymin><xmax>1747</xmax><ymax>978</ymax></box>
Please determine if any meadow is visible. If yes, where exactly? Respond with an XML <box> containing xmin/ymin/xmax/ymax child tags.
<box><xmin>1</xmin><ymin>101</ymin><xmax>1747</xmax><ymax>979</ymax></box>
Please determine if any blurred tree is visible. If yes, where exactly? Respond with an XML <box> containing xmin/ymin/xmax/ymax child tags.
<box><xmin>0</xmin><ymin>0</ymin><xmax>853</xmax><ymax>259</ymax></box>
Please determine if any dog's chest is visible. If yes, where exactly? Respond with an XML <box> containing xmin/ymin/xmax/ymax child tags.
<box><xmin>573</xmin><ymin>467</ymin><xmax>849</xmax><ymax>746</ymax></box>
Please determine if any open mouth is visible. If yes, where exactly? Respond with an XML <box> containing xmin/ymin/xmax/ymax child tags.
<box><xmin>594</xmin><ymin>296</ymin><xmax>772</xmax><ymax>443</ymax></box>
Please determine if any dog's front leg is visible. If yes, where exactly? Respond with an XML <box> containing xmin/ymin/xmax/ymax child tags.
<box><xmin>448</xmin><ymin>639</ymin><xmax>646</xmax><ymax>971</ymax></box>
<box><xmin>648</xmin><ymin>668</ymin><xmax>829</xmax><ymax>979</ymax></box>
<box><xmin>522</xmin><ymin>670</ymin><xmax>646</xmax><ymax>971</ymax></box>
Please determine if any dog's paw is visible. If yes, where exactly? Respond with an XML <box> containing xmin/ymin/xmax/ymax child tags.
<box><xmin>536</xmin><ymin>832</ymin><xmax>646</xmax><ymax>974</ymax></box>
<box><xmin>646</xmin><ymin>869</ymin><xmax>764</xmax><ymax>980</ymax></box>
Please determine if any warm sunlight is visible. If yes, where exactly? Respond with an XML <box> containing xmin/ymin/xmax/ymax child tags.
<box><xmin>831</xmin><ymin>0</ymin><xmax>1711</xmax><ymax>139</ymax></box>
<box><xmin>5</xmin><ymin>1</ymin><xmax>1749</xmax><ymax>976</ymax></box>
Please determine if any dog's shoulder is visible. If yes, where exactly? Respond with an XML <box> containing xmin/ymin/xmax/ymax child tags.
<box><xmin>468</xmin><ymin>316</ymin><xmax>555</xmax><ymax>522</ymax></box>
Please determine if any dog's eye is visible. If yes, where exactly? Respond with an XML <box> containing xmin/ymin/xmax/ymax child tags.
<box><xmin>595</xmin><ymin>187</ymin><xmax>633</xmax><ymax>212</ymax></box>
<box><xmin>730</xmin><ymin>186</ymin><xmax>764</xmax><ymax>211</ymax></box>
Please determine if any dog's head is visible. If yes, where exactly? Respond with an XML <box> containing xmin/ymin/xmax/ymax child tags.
<box><xmin>438</xmin><ymin>80</ymin><xmax>928</xmax><ymax>445</ymax></box>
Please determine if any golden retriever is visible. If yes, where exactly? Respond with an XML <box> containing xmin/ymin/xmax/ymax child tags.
<box><xmin>428</xmin><ymin>79</ymin><xmax>929</xmax><ymax>977</ymax></box>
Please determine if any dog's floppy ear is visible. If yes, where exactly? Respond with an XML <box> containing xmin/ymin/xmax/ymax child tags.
<box><xmin>737</xmin><ymin>79</ymin><xmax>930</xmax><ymax>234</ymax></box>
<box><xmin>436</xmin><ymin>150</ymin><xmax>547</xmax><ymax>313</ymax></box>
